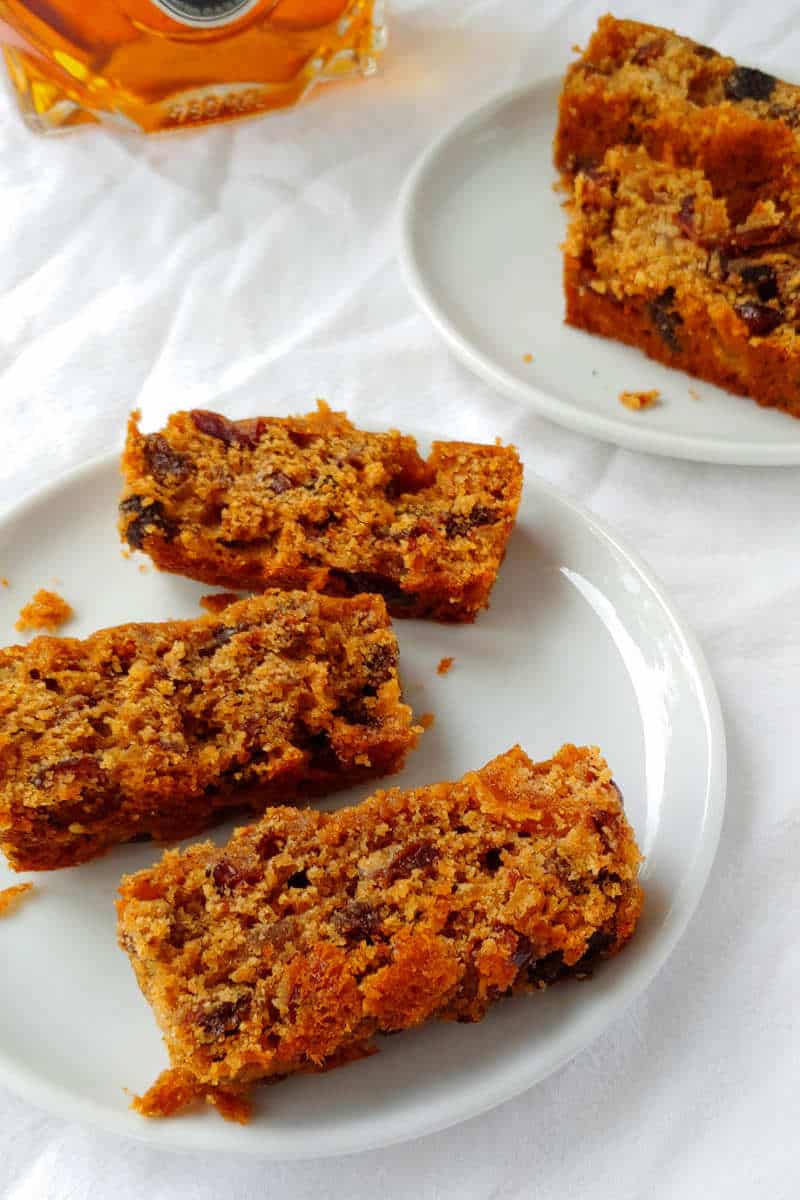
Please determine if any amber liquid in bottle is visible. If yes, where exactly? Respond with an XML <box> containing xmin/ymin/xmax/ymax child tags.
<box><xmin>0</xmin><ymin>0</ymin><xmax>385</xmax><ymax>133</ymax></box>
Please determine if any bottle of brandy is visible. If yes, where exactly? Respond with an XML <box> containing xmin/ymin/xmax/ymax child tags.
<box><xmin>0</xmin><ymin>0</ymin><xmax>385</xmax><ymax>133</ymax></box>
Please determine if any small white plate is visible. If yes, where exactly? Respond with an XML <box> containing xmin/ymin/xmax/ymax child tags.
<box><xmin>399</xmin><ymin>78</ymin><xmax>800</xmax><ymax>465</ymax></box>
<box><xmin>0</xmin><ymin>451</ymin><xmax>725</xmax><ymax>1157</ymax></box>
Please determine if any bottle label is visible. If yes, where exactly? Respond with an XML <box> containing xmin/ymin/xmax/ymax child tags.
<box><xmin>149</xmin><ymin>0</ymin><xmax>264</xmax><ymax>27</ymax></box>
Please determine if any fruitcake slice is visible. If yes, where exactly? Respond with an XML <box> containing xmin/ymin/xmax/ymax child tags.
<box><xmin>564</xmin><ymin>145</ymin><xmax>800</xmax><ymax>416</ymax></box>
<box><xmin>555</xmin><ymin>15</ymin><xmax>800</xmax><ymax>224</ymax></box>
<box><xmin>117</xmin><ymin>744</ymin><xmax>643</xmax><ymax>1120</ymax></box>
<box><xmin>0</xmin><ymin>591</ymin><xmax>419</xmax><ymax>871</ymax></box>
<box><xmin>119</xmin><ymin>403</ymin><xmax>522</xmax><ymax>623</ymax></box>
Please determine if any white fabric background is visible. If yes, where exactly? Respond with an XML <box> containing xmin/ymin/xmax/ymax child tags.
<box><xmin>1</xmin><ymin>0</ymin><xmax>798</xmax><ymax>1195</ymax></box>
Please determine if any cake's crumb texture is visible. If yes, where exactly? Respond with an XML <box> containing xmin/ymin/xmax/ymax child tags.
<box><xmin>563</xmin><ymin>145</ymin><xmax>800</xmax><ymax>417</ymax></box>
<box><xmin>556</xmin><ymin>16</ymin><xmax>800</xmax><ymax>416</ymax></box>
<box><xmin>0</xmin><ymin>591</ymin><xmax>419</xmax><ymax>872</ymax></box>
<box><xmin>437</xmin><ymin>656</ymin><xmax>455</xmax><ymax>675</ymax></box>
<box><xmin>200</xmin><ymin>592</ymin><xmax>244</xmax><ymax>615</ymax></box>
<box><xmin>15</xmin><ymin>589</ymin><xmax>73</xmax><ymax>633</ymax></box>
<box><xmin>619</xmin><ymin>389</ymin><xmax>660</xmax><ymax>411</ymax></box>
<box><xmin>555</xmin><ymin>16</ymin><xmax>800</xmax><ymax>224</ymax></box>
<box><xmin>0</xmin><ymin>881</ymin><xmax>33</xmax><ymax>917</ymax></box>
<box><xmin>118</xmin><ymin>403</ymin><xmax>523</xmax><ymax>623</ymax></box>
<box><xmin>117</xmin><ymin>744</ymin><xmax>643</xmax><ymax>1118</ymax></box>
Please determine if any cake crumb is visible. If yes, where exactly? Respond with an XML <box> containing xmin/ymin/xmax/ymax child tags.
<box><xmin>200</xmin><ymin>592</ymin><xmax>243</xmax><ymax>615</ymax></box>
<box><xmin>437</xmin><ymin>656</ymin><xmax>454</xmax><ymax>676</ymax></box>
<box><xmin>689</xmin><ymin>386</ymin><xmax>700</xmax><ymax>401</ymax></box>
<box><xmin>619</xmin><ymin>389</ymin><xmax>660</xmax><ymax>411</ymax></box>
<box><xmin>138</xmin><ymin>563</ymin><xmax>149</xmax><ymax>574</ymax></box>
<box><xmin>522</xmin><ymin>353</ymin><xmax>535</xmax><ymax>363</ymax></box>
<box><xmin>1</xmin><ymin>578</ymin><xmax>8</xmax><ymax>588</ymax></box>
<box><xmin>0</xmin><ymin>882</ymin><xmax>34</xmax><ymax>917</ymax></box>
<box><xmin>419</xmin><ymin>712</ymin><xmax>435</xmax><ymax>730</ymax></box>
<box><xmin>15</xmin><ymin>589</ymin><xmax>73</xmax><ymax>633</ymax></box>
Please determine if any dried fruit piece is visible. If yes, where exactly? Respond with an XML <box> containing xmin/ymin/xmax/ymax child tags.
<box><xmin>483</xmin><ymin>847</ymin><xmax>503</xmax><ymax>872</ymax></box>
<box><xmin>724</xmin><ymin>66</ymin><xmax>776</xmax><ymax>102</ymax></box>
<box><xmin>190</xmin><ymin>410</ymin><xmax>262</xmax><ymax>449</ymax></box>
<box><xmin>647</xmin><ymin>289</ymin><xmax>683</xmax><ymax>353</ymax></box>
<box><xmin>631</xmin><ymin>37</ymin><xmax>664</xmax><ymax>67</ymax></box>
<box><xmin>144</xmin><ymin>435</ymin><xmax>191</xmax><ymax>485</ymax></box>
<box><xmin>363</xmin><ymin>642</ymin><xmax>398</xmax><ymax>687</ymax></box>
<box><xmin>286</xmin><ymin>869</ymin><xmax>310</xmax><ymax>889</ymax></box>
<box><xmin>726</xmin><ymin>261</ymin><xmax>779</xmax><ymax>301</ymax></box>
<box><xmin>444</xmin><ymin>505</ymin><xmax>497</xmax><ymax>540</ymax></box>
<box><xmin>268</xmin><ymin>471</ymin><xmax>293</xmax><ymax>495</ymax></box>
<box><xmin>329</xmin><ymin>569</ymin><xmax>417</xmax><ymax>610</ymax></box>
<box><xmin>119</xmin><ymin>496</ymin><xmax>178</xmax><ymax>550</ymax></box>
<box><xmin>209</xmin><ymin>860</ymin><xmax>242</xmax><ymax>894</ymax></box>
<box><xmin>676</xmin><ymin>194</ymin><xmax>697</xmax><ymax>239</ymax></box>
<box><xmin>733</xmin><ymin>302</ymin><xmax>783</xmax><ymax>336</ymax></box>
<box><xmin>380</xmin><ymin>839</ymin><xmax>439</xmax><ymax>884</ymax></box>
<box><xmin>511</xmin><ymin>933</ymin><xmax>535</xmax><ymax>971</ymax></box>
<box><xmin>527</xmin><ymin>951</ymin><xmax>566</xmax><ymax>986</ymax></box>
<box><xmin>198</xmin><ymin>997</ymin><xmax>250</xmax><ymax>1040</ymax></box>
<box><xmin>332</xmin><ymin>901</ymin><xmax>383</xmax><ymax>944</ymax></box>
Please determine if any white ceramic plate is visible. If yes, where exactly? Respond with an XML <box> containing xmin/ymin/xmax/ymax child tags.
<box><xmin>0</xmin><ymin>451</ymin><xmax>725</xmax><ymax>1157</ymax></box>
<box><xmin>399</xmin><ymin>78</ymin><xmax>800</xmax><ymax>465</ymax></box>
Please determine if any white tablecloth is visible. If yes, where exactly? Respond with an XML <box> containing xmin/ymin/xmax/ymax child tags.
<box><xmin>1</xmin><ymin>0</ymin><xmax>798</xmax><ymax>1195</ymax></box>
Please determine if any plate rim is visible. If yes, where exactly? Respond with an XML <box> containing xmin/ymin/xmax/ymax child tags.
<box><xmin>0</xmin><ymin>448</ymin><xmax>727</xmax><ymax>1158</ymax></box>
<box><xmin>397</xmin><ymin>77</ymin><xmax>800</xmax><ymax>467</ymax></box>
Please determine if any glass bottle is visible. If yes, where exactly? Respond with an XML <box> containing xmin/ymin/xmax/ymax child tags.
<box><xmin>0</xmin><ymin>0</ymin><xmax>386</xmax><ymax>133</ymax></box>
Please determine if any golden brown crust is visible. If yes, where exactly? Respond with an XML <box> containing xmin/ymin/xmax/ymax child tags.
<box><xmin>0</xmin><ymin>590</ymin><xmax>420</xmax><ymax>871</ymax></box>
<box><xmin>15</xmin><ymin>589</ymin><xmax>72</xmax><ymax>633</ymax></box>
<box><xmin>117</xmin><ymin>744</ymin><xmax>643</xmax><ymax>1118</ymax></box>
<box><xmin>563</xmin><ymin>145</ymin><xmax>800</xmax><ymax>416</ymax></box>
<box><xmin>118</xmin><ymin>404</ymin><xmax>523</xmax><ymax>623</ymax></box>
